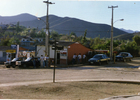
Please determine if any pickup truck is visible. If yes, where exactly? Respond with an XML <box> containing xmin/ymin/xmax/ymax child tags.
<box><xmin>16</xmin><ymin>57</ymin><xmax>40</xmax><ymax>68</ymax></box>
<box><xmin>4</xmin><ymin>57</ymin><xmax>26</xmax><ymax>68</ymax></box>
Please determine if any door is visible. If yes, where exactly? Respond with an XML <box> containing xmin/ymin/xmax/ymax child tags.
<box><xmin>57</xmin><ymin>53</ymin><xmax>60</xmax><ymax>64</ymax></box>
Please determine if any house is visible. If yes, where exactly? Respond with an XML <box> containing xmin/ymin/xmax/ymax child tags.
<box><xmin>0</xmin><ymin>46</ymin><xmax>16</xmax><ymax>63</ymax></box>
<box><xmin>37</xmin><ymin>41</ymin><xmax>91</xmax><ymax>65</ymax></box>
<box><xmin>20</xmin><ymin>36</ymin><xmax>34</xmax><ymax>46</ymax></box>
<box><xmin>19</xmin><ymin>36</ymin><xmax>36</xmax><ymax>51</ymax></box>
<box><xmin>34</xmin><ymin>38</ymin><xmax>44</xmax><ymax>43</ymax></box>
<box><xmin>0</xmin><ymin>46</ymin><xmax>28</xmax><ymax>63</ymax></box>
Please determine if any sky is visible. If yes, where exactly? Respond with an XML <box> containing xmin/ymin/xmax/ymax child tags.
<box><xmin>0</xmin><ymin>0</ymin><xmax>140</xmax><ymax>31</ymax></box>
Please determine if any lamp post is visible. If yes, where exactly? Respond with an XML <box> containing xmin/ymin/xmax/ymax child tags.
<box><xmin>43</xmin><ymin>0</ymin><xmax>55</xmax><ymax>58</ymax></box>
<box><xmin>108</xmin><ymin>5</ymin><xmax>124</xmax><ymax>61</ymax></box>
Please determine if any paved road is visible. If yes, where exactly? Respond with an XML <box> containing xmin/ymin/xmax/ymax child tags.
<box><xmin>1</xmin><ymin>58</ymin><xmax>140</xmax><ymax>100</ymax></box>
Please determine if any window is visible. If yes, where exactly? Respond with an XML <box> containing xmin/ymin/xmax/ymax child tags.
<box><xmin>60</xmin><ymin>53</ymin><xmax>67</xmax><ymax>57</ymax></box>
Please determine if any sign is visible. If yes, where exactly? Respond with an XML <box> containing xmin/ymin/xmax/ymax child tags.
<box><xmin>11</xmin><ymin>45</ymin><xmax>17</xmax><ymax>49</ymax></box>
<box><xmin>6</xmin><ymin>50</ymin><xmax>16</xmax><ymax>53</ymax></box>
<box><xmin>46</xmin><ymin>31</ymin><xmax>48</xmax><ymax>35</ymax></box>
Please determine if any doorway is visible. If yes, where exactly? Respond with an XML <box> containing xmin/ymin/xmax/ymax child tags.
<box><xmin>57</xmin><ymin>53</ymin><xmax>60</xmax><ymax>64</ymax></box>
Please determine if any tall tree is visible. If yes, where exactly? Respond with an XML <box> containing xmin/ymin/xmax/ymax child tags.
<box><xmin>16</xmin><ymin>21</ymin><xmax>20</xmax><ymax>33</ymax></box>
<box><xmin>133</xmin><ymin>35</ymin><xmax>140</xmax><ymax>46</ymax></box>
<box><xmin>82</xmin><ymin>29</ymin><xmax>87</xmax><ymax>45</ymax></box>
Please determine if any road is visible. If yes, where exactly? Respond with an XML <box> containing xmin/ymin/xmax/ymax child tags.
<box><xmin>0</xmin><ymin>57</ymin><xmax>140</xmax><ymax>86</ymax></box>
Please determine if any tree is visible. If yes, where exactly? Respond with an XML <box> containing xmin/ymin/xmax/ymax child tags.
<box><xmin>133</xmin><ymin>35</ymin><xmax>140</xmax><ymax>46</ymax></box>
<box><xmin>82</xmin><ymin>29</ymin><xmax>87</xmax><ymax>45</ymax></box>
<box><xmin>30</xmin><ymin>28</ymin><xmax>37</xmax><ymax>38</ymax></box>
<box><xmin>16</xmin><ymin>22</ymin><xmax>20</xmax><ymax>33</ymax></box>
<box><xmin>70</xmin><ymin>32</ymin><xmax>77</xmax><ymax>37</ymax></box>
<box><xmin>9</xmin><ymin>37</ymin><xmax>20</xmax><ymax>45</ymax></box>
<box><xmin>50</xmin><ymin>30</ymin><xmax>60</xmax><ymax>40</ymax></box>
<box><xmin>120</xmin><ymin>41</ymin><xmax>139</xmax><ymax>57</ymax></box>
<box><xmin>0</xmin><ymin>36</ymin><xmax>11</xmax><ymax>46</ymax></box>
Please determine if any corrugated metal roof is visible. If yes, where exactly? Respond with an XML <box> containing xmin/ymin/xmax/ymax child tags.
<box><xmin>36</xmin><ymin>41</ymin><xmax>75</xmax><ymax>46</ymax></box>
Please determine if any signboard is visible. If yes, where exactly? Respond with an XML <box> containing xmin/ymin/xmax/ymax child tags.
<box><xmin>6</xmin><ymin>50</ymin><xmax>16</xmax><ymax>53</ymax></box>
<box><xmin>11</xmin><ymin>45</ymin><xmax>17</xmax><ymax>49</ymax></box>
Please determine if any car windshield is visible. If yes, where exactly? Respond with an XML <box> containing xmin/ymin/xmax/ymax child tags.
<box><xmin>25</xmin><ymin>57</ymin><xmax>31</xmax><ymax>61</ymax></box>
<box><xmin>11</xmin><ymin>58</ymin><xmax>18</xmax><ymax>61</ymax></box>
<box><xmin>93</xmin><ymin>55</ymin><xmax>102</xmax><ymax>59</ymax></box>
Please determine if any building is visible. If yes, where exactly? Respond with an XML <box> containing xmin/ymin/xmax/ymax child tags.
<box><xmin>0</xmin><ymin>46</ymin><xmax>28</xmax><ymax>63</ymax></box>
<box><xmin>37</xmin><ymin>41</ymin><xmax>91</xmax><ymax>65</ymax></box>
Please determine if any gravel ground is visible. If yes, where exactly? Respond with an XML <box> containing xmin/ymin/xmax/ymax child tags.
<box><xmin>0</xmin><ymin>57</ymin><xmax>140</xmax><ymax>100</ymax></box>
<box><xmin>1</xmin><ymin>81</ymin><xmax>140</xmax><ymax>100</ymax></box>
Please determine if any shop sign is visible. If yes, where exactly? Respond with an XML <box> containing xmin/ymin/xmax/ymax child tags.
<box><xmin>6</xmin><ymin>50</ymin><xmax>16</xmax><ymax>53</ymax></box>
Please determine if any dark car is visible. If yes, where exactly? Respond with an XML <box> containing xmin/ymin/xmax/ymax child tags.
<box><xmin>88</xmin><ymin>54</ymin><xmax>110</xmax><ymax>65</ymax></box>
<box><xmin>16</xmin><ymin>57</ymin><xmax>40</xmax><ymax>68</ymax></box>
<box><xmin>115</xmin><ymin>52</ymin><xmax>133</xmax><ymax>62</ymax></box>
<box><xmin>4</xmin><ymin>57</ymin><xmax>26</xmax><ymax>68</ymax></box>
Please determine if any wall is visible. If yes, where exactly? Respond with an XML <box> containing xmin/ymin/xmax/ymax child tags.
<box><xmin>0</xmin><ymin>51</ymin><xmax>6</xmax><ymax>63</ymax></box>
<box><xmin>67</xmin><ymin>42</ymin><xmax>91</xmax><ymax>64</ymax></box>
<box><xmin>37</xmin><ymin>45</ymin><xmax>68</xmax><ymax>65</ymax></box>
<box><xmin>37</xmin><ymin>46</ymin><xmax>45</xmax><ymax>57</ymax></box>
<box><xmin>0</xmin><ymin>51</ymin><xmax>3</xmax><ymax>57</ymax></box>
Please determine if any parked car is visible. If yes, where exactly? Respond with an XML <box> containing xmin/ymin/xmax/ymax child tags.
<box><xmin>16</xmin><ymin>57</ymin><xmax>40</xmax><ymax>68</ymax></box>
<box><xmin>115</xmin><ymin>52</ymin><xmax>133</xmax><ymax>62</ymax></box>
<box><xmin>4</xmin><ymin>57</ymin><xmax>26</xmax><ymax>68</ymax></box>
<box><xmin>88</xmin><ymin>54</ymin><xmax>110</xmax><ymax>65</ymax></box>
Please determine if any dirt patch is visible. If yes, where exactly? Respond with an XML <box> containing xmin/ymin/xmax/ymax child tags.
<box><xmin>0</xmin><ymin>82</ymin><xmax>140</xmax><ymax>100</ymax></box>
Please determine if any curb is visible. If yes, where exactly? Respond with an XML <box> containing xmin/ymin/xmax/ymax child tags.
<box><xmin>1</xmin><ymin>79</ymin><xmax>140</xmax><ymax>87</ymax></box>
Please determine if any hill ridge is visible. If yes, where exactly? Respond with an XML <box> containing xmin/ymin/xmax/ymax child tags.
<box><xmin>0</xmin><ymin>13</ymin><xmax>128</xmax><ymax>38</ymax></box>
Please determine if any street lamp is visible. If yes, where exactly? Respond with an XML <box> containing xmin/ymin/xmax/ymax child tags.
<box><xmin>37</xmin><ymin>18</ymin><xmax>46</xmax><ymax>24</ymax></box>
<box><xmin>110</xmin><ymin>18</ymin><xmax>124</xmax><ymax>61</ymax></box>
<box><xmin>114</xmin><ymin>19</ymin><xmax>124</xmax><ymax>24</ymax></box>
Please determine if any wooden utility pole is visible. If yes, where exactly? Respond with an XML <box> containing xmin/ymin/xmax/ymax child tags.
<box><xmin>108</xmin><ymin>6</ymin><xmax>118</xmax><ymax>61</ymax></box>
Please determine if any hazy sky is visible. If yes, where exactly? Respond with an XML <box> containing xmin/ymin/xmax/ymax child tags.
<box><xmin>0</xmin><ymin>0</ymin><xmax>140</xmax><ymax>31</ymax></box>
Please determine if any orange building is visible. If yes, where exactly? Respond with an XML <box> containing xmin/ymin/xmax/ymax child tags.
<box><xmin>67</xmin><ymin>42</ymin><xmax>91</xmax><ymax>64</ymax></box>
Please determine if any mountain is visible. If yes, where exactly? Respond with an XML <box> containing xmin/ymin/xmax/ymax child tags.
<box><xmin>0</xmin><ymin>13</ymin><xmax>37</xmax><ymax>24</ymax></box>
<box><xmin>114</xmin><ymin>32</ymin><xmax>140</xmax><ymax>40</ymax></box>
<box><xmin>0</xmin><ymin>13</ymin><xmax>128</xmax><ymax>38</ymax></box>
<box><xmin>120</xmin><ymin>28</ymin><xmax>140</xmax><ymax>33</ymax></box>
<box><xmin>16</xmin><ymin>15</ymin><xmax>128</xmax><ymax>38</ymax></box>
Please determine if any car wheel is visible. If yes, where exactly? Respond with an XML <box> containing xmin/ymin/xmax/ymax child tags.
<box><xmin>124</xmin><ymin>59</ymin><xmax>126</xmax><ymax>62</ymax></box>
<box><xmin>6</xmin><ymin>66</ymin><xmax>10</xmax><ymax>68</ymax></box>
<box><xmin>129</xmin><ymin>58</ymin><xmax>132</xmax><ymax>61</ymax></box>
<box><xmin>116</xmin><ymin>58</ymin><xmax>119</xmax><ymax>61</ymax></box>
<box><xmin>23</xmin><ymin>64</ymin><xmax>27</xmax><ymax>68</ymax></box>
<box><xmin>89</xmin><ymin>62</ymin><xmax>91</xmax><ymax>65</ymax></box>
<box><xmin>106</xmin><ymin>60</ymin><xmax>108</xmax><ymax>64</ymax></box>
<box><xmin>12</xmin><ymin>65</ymin><xmax>16</xmax><ymax>68</ymax></box>
<box><xmin>99</xmin><ymin>61</ymin><xmax>101</xmax><ymax>65</ymax></box>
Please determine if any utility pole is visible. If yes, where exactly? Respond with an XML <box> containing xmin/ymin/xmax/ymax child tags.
<box><xmin>43</xmin><ymin>0</ymin><xmax>55</xmax><ymax>59</ymax></box>
<box><xmin>108</xmin><ymin>5</ymin><xmax>118</xmax><ymax>61</ymax></box>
